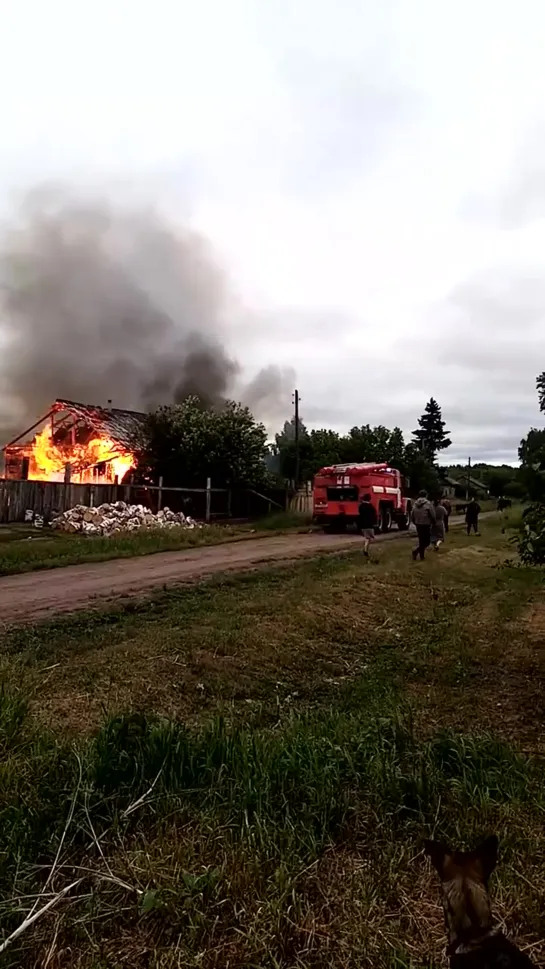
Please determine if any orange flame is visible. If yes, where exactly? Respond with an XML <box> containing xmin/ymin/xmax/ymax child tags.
<box><xmin>29</xmin><ymin>425</ymin><xmax>135</xmax><ymax>483</ymax></box>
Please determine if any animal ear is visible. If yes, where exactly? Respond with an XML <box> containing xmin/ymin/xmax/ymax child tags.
<box><xmin>473</xmin><ymin>835</ymin><xmax>499</xmax><ymax>880</ymax></box>
<box><xmin>423</xmin><ymin>839</ymin><xmax>451</xmax><ymax>876</ymax></box>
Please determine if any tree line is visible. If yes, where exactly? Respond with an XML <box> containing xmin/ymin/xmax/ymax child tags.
<box><xmin>133</xmin><ymin>395</ymin><xmax>453</xmax><ymax>497</ymax></box>
<box><xmin>271</xmin><ymin>396</ymin><xmax>451</xmax><ymax>495</ymax></box>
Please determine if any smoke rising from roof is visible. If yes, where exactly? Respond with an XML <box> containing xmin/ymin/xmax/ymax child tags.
<box><xmin>0</xmin><ymin>187</ymin><xmax>294</xmax><ymax>440</ymax></box>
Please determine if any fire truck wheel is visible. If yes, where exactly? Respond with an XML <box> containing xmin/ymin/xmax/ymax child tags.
<box><xmin>380</xmin><ymin>507</ymin><xmax>392</xmax><ymax>533</ymax></box>
<box><xmin>396</xmin><ymin>514</ymin><xmax>410</xmax><ymax>531</ymax></box>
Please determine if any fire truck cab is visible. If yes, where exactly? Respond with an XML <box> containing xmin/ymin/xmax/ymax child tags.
<box><xmin>313</xmin><ymin>463</ymin><xmax>411</xmax><ymax>533</ymax></box>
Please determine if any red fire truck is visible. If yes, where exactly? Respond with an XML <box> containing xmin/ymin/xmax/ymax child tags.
<box><xmin>313</xmin><ymin>463</ymin><xmax>411</xmax><ymax>532</ymax></box>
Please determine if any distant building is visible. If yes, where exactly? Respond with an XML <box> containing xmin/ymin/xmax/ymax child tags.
<box><xmin>441</xmin><ymin>474</ymin><xmax>488</xmax><ymax>499</ymax></box>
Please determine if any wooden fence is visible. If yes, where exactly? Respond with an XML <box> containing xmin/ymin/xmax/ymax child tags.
<box><xmin>0</xmin><ymin>478</ymin><xmax>291</xmax><ymax>525</ymax></box>
<box><xmin>0</xmin><ymin>480</ymin><xmax>116</xmax><ymax>524</ymax></box>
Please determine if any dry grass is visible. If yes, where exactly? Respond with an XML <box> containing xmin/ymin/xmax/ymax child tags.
<box><xmin>0</xmin><ymin>514</ymin><xmax>544</xmax><ymax>967</ymax></box>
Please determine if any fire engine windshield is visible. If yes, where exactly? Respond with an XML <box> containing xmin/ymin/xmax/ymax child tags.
<box><xmin>326</xmin><ymin>486</ymin><xmax>359</xmax><ymax>502</ymax></box>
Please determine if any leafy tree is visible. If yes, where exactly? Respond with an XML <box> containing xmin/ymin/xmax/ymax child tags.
<box><xmin>135</xmin><ymin>396</ymin><xmax>268</xmax><ymax>487</ymax></box>
<box><xmin>339</xmin><ymin>425</ymin><xmax>377</xmax><ymax>464</ymax></box>
<box><xmin>274</xmin><ymin>417</ymin><xmax>313</xmax><ymax>482</ymax></box>
<box><xmin>402</xmin><ymin>443</ymin><xmax>442</xmax><ymax>497</ymax></box>
<box><xmin>519</xmin><ymin>428</ymin><xmax>545</xmax><ymax>469</ymax></box>
<box><xmin>487</xmin><ymin>469</ymin><xmax>517</xmax><ymax>498</ymax></box>
<box><xmin>338</xmin><ymin>424</ymin><xmax>406</xmax><ymax>467</ymax></box>
<box><xmin>517</xmin><ymin>503</ymin><xmax>545</xmax><ymax>564</ymax></box>
<box><xmin>412</xmin><ymin>398</ymin><xmax>451</xmax><ymax>461</ymax></box>
<box><xmin>515</xmin><ymin>374</ymin><xmax>545</xmax><ymax>563</ymax></box>
<box><xmin>385</xmin><ymin>427</ymin><xmax>405</xmax><ymax>469</ymax></box>
<box><xmin>275</xmin><ymin>417</ymin><xmax>304</xmax><ymax>445</ymax></box>
<box><xmin>275</xmin><ymin>421</ymin><xmax>345</xmax><ymax>482</ymax></box>
<box><xmin>517</xmin><ymin>427</ymin><xmax>545</xmax><ymax>504</ymax></box>
<box><xmin>503</xmin><ymin>477</ymin><xmax>526</xmax><ymax>500</ymax></box>
<box><xmin>537</xmin><ymin>372</ymin><xmax>545</xmax><ymax>412</ymax></box>
<box><xmin>308</xmin><ymin>429</ymin><xmax>342</xmax><ymax>472</ymax></box>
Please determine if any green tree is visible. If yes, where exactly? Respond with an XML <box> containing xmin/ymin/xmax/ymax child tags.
<box><xmin>487</xmin><ymin>469</ymin><xmax>516</xmax><ymax>498</ymax></box>
<box><xmin>402</xmin><ymin>443</ymin><xmax>442</xmax><ymax>497</ymax></box>
<box><xmin>515</xmin><ymin>374</ymin><xmax>545</xmax><ymax>563</ymax></box>
<box><xmin>135</xmin><ymin>396</ymin><xmax>268</xmax><ymax>487</ymax></box>
<box><xmin>274</xmin><ymin>417</ymin><xmax>314</xmax><ymax>482</ymax></box>
<box><xmin>412</xmin><ymin>398</ymin><xmax>451</xmax><ymax>461</ymax></box>
<box><xmin>536</xmin><ymin>371</ymin><xmax>545</xmax><ymax>412</ymax></box>
<box><xmin>308</xmin><ymin>428</ymin><xmax>342</xmax><ymax>473</ymax></box>
<box><xmin>338</xmin><ymin>424</ymin><xmax>406</xmax><ymax>466</ymax></box>
<box><xmin>338</xmin><ymin>424</ymin><xmax>376</xmax><ymax>463</ymax></box>
<box><xmin>503</xmin><ymin>477</ymin><xmax>527</xmax><ymax>500</ymax></box>
<box><xmin>518</xmin><ymin>428</ymin><xmax>545</xmax><ymax>503</ymax></box>
<box><xmin>517</xmin><ymin>502</ymin><xmax>545</xmax><ymax>564</ymax></box>
<box><xmin>519</xmin><ymin>428</ymin><xmax>545</xmax><ymax>469</ymax></box>
<box><xmin>385</xmin><ymin>427</ymin><xmax>405</xmax><ymax>469</ymax></box>
<box><xmin>271</xmin><ymin>413</ymin><xmax>439</xmax><ymax>496</ymax></box>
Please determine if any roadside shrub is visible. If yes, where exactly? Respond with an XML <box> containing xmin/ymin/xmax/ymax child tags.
<box><xmin>516</xmin><ymin>502</ymin><xmax>545</xmax><ymax>565</ymax></box>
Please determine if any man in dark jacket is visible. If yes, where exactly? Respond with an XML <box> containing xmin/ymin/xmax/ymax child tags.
<box><xmin>411</xmin><ymin>490</ymin><xmax>436</xmax><ymax>560</ymax></box>
<box><xmin>465</xmin><ymin>497</ymin><xmax>481</xmax><ymax>535</ymax></box>
<box><xmin>358</xmin><ymin>493</ymin><xmax>377</xmax><ymax>557</ymax></box>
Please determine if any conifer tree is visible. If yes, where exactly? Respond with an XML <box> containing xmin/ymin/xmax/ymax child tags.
<box><xmin>412</xmin><ymin>398</ymin><xmax>451</xmax><ymax>461</ymax></box>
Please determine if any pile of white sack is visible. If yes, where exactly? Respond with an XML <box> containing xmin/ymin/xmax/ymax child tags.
<box><xmin>50</xmin><ymin>501</ymin><xmax>201</xmax><ymax>536</ymax></box>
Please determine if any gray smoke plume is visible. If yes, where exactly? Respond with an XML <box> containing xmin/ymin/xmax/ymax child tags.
<box><xmin>0</xmin><ymin>186</ymin><xmax>294</xmax><ymax>440</ymax></box>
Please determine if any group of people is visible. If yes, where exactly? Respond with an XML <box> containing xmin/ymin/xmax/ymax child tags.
<box><xmin>357</xmin><ymin>491</ymin><xmax>481</xmax><ymax>560</ymax></box>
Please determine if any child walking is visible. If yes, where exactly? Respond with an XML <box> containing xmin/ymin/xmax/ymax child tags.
<box><xmin>357</xmin><ymin>493</ymin><xmax>377</xmax><ymax>557</ymax></box>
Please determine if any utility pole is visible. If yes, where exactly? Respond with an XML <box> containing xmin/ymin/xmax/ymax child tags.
<box><xmin>466</xmin><ymin>456</ymin><xmax>471</xmax><ymax>501</ymax></box>
<box><xmin>293</xmin><ymin>389</ymin><xmax>300</xmax><ymax>489</ymax></box>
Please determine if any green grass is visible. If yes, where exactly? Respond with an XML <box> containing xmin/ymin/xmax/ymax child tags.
<box><xmin>0</xmin><ymin>511</ymin><xmax>313</xmax><ymax>577</ymax></box>
<box><xmin>0</xmin><ymin>699</ymin><xmax>543</xmax><ymax>967</ymax></box>
<box><xmin>0</xmin><ymin>514</ymin><xmax>544</xmax><ymax>966</ymax></box>
<box><xmin>250</xmin><ymin>509</ymin><xmax>313</xmax><ymax>531</ymax></box>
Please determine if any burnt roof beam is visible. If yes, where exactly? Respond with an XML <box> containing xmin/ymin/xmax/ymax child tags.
<box><xmin>2</xmin><ymin>407</ymin><xmax>57</xmax><ymax>450</ymax></box>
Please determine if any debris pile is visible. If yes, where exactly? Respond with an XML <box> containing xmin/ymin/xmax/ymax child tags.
<box><xmin>25</xmin><ymin>509</ymin><xmax>45</xmax><ymax>529</ymax></box>
<box><xmin>50</xmin><ymin>502</ymin><xmax>200</xmax><ymax>536</ymax></box>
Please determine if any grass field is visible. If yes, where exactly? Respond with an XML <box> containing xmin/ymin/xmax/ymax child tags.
<box><xmin>0</xmin><ymin>513</ymin><xmax>544</xmax><ymax>967</ymax></box>
<box><xmin>0</xmin><ymin>510</ymin><xmax>311</xmax><ymax>577</ymax></box>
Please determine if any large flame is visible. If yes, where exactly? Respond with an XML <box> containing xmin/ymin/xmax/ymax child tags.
<box><xmin>29</xmin><ymin>425</ymin><xmax>135</xmax><ymax>483</ymax></box>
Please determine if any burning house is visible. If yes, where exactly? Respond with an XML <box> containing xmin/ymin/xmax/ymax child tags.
<box><xmin>2</xmin><ymin>399</ymin><xmax>146</xmax><ymax>484</ymax></box>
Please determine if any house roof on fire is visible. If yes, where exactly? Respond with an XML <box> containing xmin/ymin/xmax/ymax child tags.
<box><xmin>3</xmin><ymin>398</ymin><xmax>148</xmax><ymax>452</ymax></box>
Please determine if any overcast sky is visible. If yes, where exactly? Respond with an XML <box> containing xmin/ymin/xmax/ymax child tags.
<box><xmin>1</xmin><ymin>0</ymin><xmax>545</xmax><ymax>463</ymax></box>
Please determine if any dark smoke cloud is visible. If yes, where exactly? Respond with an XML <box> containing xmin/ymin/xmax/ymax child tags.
<box><xmin>0</xmin><ymin>186</ymin><xmax>293</xmax><ymax>440</ymax></box>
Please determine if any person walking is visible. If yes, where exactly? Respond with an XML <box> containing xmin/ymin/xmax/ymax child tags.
<box><xmin>441</xmin><ymin>496</ymin><xmax>452</xmax><ymax>533</ymax></box>
<box><xmin>431</xmin><ymin>499</ymin><xmax>447</xmax><ymax>550</ymax></box>
<box><xmin>411</xmin><ymin>490</ymin><xmax>436</xmax><ymax>560</ymax></box>
<box><xmin>465</xmin><ymin>497</ymin><xmax>481</xmax><ymax>535</ymax></box>
<box><xmin>357</xmin><ymin>493</ymin><xmax>377</xmax><ymax>557</ymax></box>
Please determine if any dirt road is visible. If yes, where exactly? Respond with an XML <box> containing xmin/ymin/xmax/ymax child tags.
<box><xmin>0</xmin><ymin>512</ymin><xmax>487</xmax><ymax>624</ymax></box>
<box><xmin>0</xmin><ymin>527</ymin><xmax>414</xmax><ymax>624</ymax></box>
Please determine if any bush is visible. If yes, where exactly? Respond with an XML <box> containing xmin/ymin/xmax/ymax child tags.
<box><xmin>516</xmin><ymin>502</ymin><xmax>545</xmax><ymax>565</ymax></box>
